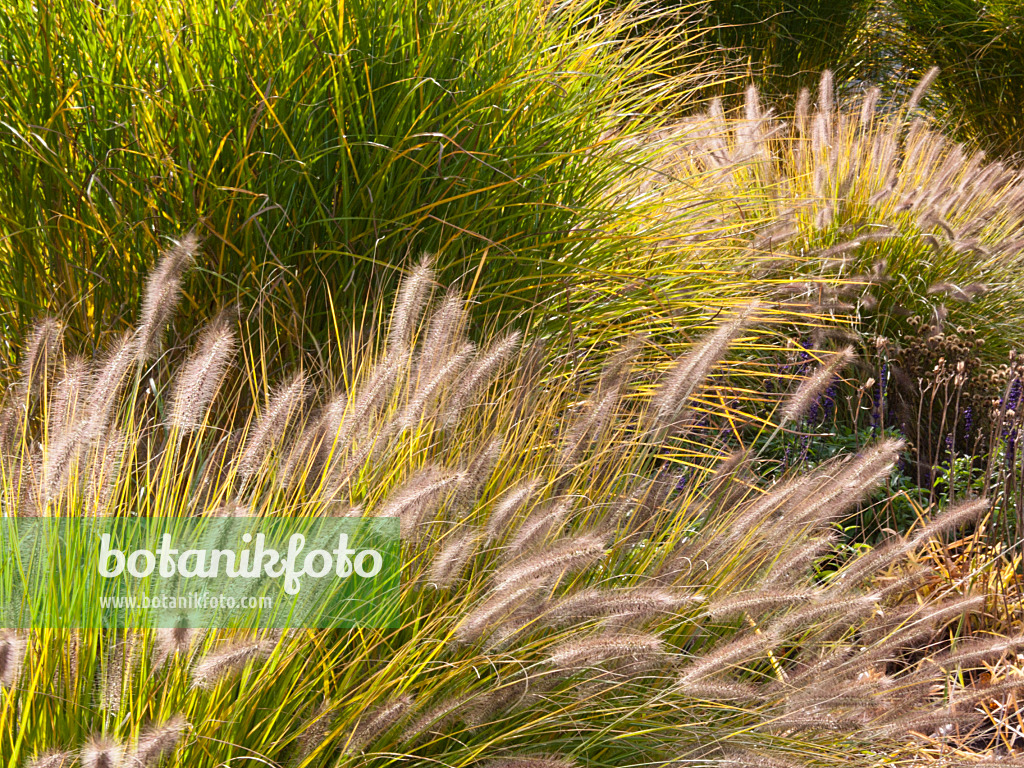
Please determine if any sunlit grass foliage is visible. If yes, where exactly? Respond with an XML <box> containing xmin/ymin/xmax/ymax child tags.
<box><xmin>1</xmin><ymin>245</ymin><xmax>1016</xmax><ymax>766</ymax></box>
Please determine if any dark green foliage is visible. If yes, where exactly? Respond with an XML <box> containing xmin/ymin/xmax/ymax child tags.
<box><xmin>894</xmin><ymin>0</ymin><xmax>1024</xmax><ymax>157</ymax></box>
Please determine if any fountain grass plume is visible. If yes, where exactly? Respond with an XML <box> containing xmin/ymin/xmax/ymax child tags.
<box><xmin>388</xmin><ymin>256</ymin><xmax>435</xmax><ymax>357</ymax></box>
<box><xmin>237</xmin><ymin>370</ymin><xmax>307</xmax><ymax>479</ymax></box>
<box><xmin>20</xmin><ymin>317</ymin><xmax>63</xmax><ymax>400</ymax></box>
<box><xmin>80</xmin><ymin>737</ymin><xmax>126</xmax><ymax>768</ymax></box>
<box><xmin>133</xmin><ymin>715</ymin><xmax>188</xmax><ymax>767</ymax></box>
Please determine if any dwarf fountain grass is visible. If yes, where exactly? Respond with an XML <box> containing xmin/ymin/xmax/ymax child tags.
<box><xmin>575</xmin><ymin>71</ymin><xmax>1024</xmax><ymax>391</ymax></box>
<box><xmin>4</xmin><ymin>255</ymin><xmax>1023</xmax><ymax>766</ymax></box>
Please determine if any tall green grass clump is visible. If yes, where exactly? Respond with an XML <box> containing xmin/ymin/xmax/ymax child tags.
<box><xmin>0</xmin><ymin>0</ymin><xmax>693</xmax><ymax>348</ymax></box>
<box><xmin>692</xmin><ymin>0</ymin><xmax>874</xmax><ymax>96</ymax></box>
<box><xmin>894</xmin><ymin>0</ymin><xmax>1024</xmax><ymax>159</ymax></box>
<box><xmin>2</xmin><ymin>245</ymin><xmax>1021</xmax><ymax>765</ymax></box>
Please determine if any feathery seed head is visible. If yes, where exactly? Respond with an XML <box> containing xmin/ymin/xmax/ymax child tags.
<box><xmin>167</xmin><ymin>310</ymin><xmax>238</xmax><ymax>433</ymax></box>
<box><xmin>546</xmin><ymin>632</ymin><xmax>664</xmax><ymax>670</ymax></box>
<box><xmin>26</xmin><ymin>751</ymin><xmax>73</xmax><ymax>768</ymax></box>
<box><xmin>780</xmin><ymin>346</ymin><xmax>855</xmax><ymax>424</ymax></box>
<box><xmin>345</xmin><ymin>695</ymin><xmax>413</xmax><ymax>754</ymax></box>
<box><xmin>20</xmin><ymin>317</ymin><xmax>63</xmax><ymax>399</ymax></box>
<box><xmin>191</xmin><ymin>641</ymin><xmax>264</xmax><ymax>689</ymax></box>
<box><xmin>237</xmin><ymin>370</ymin><xmax>307</xmax><ymax>479</ymax></box>
<box><xmin>388</xmin><ymin>256</ymin><xmax>434</xmax><ymax>355</ymax></box>
<box><xmin>483</xmin><ymin>757</ymin><xmax>575</xmax><ymax>768</ymax></box>
<box><xmin>650</xmin><ymin>302</ymin><xmax>759</xmax><ymax>428</ymax></box>
<box><xmin>0</xmin><ymin>630</ymin><xmax>26</xmax><ymax>687</ymax></box>
<box><xmin>80</xmin><ymin>738</ymin><xmax>126</xmax><ymax>768</ymax></box>
<box><xmin>136</xmin><ymin>232</ymin><xmax>198</xmax><ymax>360</ymax></box>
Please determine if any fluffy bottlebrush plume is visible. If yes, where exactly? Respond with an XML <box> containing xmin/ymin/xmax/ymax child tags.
<box><xmin>135</xmin><ymin>232</ymin><xmax>198</xmax><ymax>360</ymax></box>
<box><xmin>443</xmin><ymin>329</ymin><xmax>521</xmax><ymax>425</ymax></box>
<box><xmin>908</xmin><ymin>497</ymin><xmax>989</xmax><ymax>546</ymax></box>
<box><xmin>686</xmin><ymin>469</ymin><xmax>821</xmax><ymax>566</ymax></box>
<box><xmin>376</xmin><ymin>465</ymin><xmax>463</xmax><ymax>541</ymax></box>
<box><xmin>0</xmin><ymin>630</ymin><xmax>26</xmax><ymax>688</ymax></box>
<box><xmin>47</xmin><ymin>356</ymin><xmax>88</xmax><ymax>436</ymax></box>
<box><xmin>779</xmin><ymin>346</ymin><xmax>854</xmax><ymax>425</ymax></box>
<box><xmin>484</xmin><ymin>757</ymin><xmax>575</xmax><ymax>768</ymax></box>
<box><xmin>461</xmin><ymin>674</ymin><xmax>553</xmax><ymax>726</ymax></box>
<box><xmin>675</xmin><ymin>679</ymin><xmax>762</xmax><ymax>702</ymax></box>
<box><xmin>540</xmin><ymin>587</ymin><xmax>702</xmax><ymax>628</ymax></box>
<box><xmin>703</xmin><ymin>590</ymin><xmax>816</xmax><ymax>621</ymax></box>
<box><xmin>344</xmin><ymin>695</ymin><xmax>413</xmax><ymax>754</ymax></box>
<box><xmin>19</xmin><ymin>317</ymin><xmax>63</xmax><ymax>399</ymax></box>
<box><xmin>833</xmin><ymin>497</ymin><xmax>987</xmax><ymax>589</ymax></box>
<box><xmin>649</xmin><ymin>303</ymin><xmax>758</xmax><ymax>428</ymax></box>
<box><xmin>236</xmin><ymin>370</ymin><xmax>306</xmax><ymax>479</ymax></box>
<box><xmin>781</xmin><ymin>439</ymin><xmax>903</xmax><ymax>531</ymax></box>
<box><xmin>872</xmin><ymin>707</ymin><xmax>985</xmax><ymax>740</ymax></box>
<box><xmin>82</xmin><ymin>332</ymin><xmax>139</xmax><ymax>441</ymax></box>
<box><xmin>399</xmin><ymin>341</ymin><xmax>475</xmax><ymax>430</ymax></box>
<box><xmin>100</xmin><ymin>633</ymin><xmax>140</xmax><ymax>713</ymax></box>
<box><xmin>427</xmin><ymin>527</ymin><xmax>481</xmax><ymax>588</ymax></box>
<box><xmin>387</xmin><ymin>256</ymin><xmax>434</xmax><ymax>355</ymax></box>
<box><xmin>677</xmin><ymin>631</ymin><xmax>782</xmax><ymax>685</ymax></box>
<box><xmin>294</xmin><ymin>700</ymin><xmax>337</xmax><ymax>761</ymax></box>
<box><xmin>770</xmin><ymin>594</ymin><xmax>880</xmax><ymax>636</ymax></box>
<box><xmin>41</xmin><ymin>428</ymin><xmax>82</xmax><ymax>503</ymax></box>
<box><xmin>26</xmin><ymin>751</ymin><xmax>73</xmax><ymax>768</ymax></box>
<box><xmin>400</xmin><ymin>694</ymin><xmax>473</xmax><ymax>743</ymax></box>
<box><xmin>190</xmin><ymin>641</ymin><xmax>264</xmax><ymax>690</ymax></box>
<box><xmin>720</xmin><ymin>751</ymin><xmax>807</xmax><ymax>768</ymax></box>
<box><xmin>455</xmin><ymin>579</ymin><xmax>547</xmax><ymax>644</ymax></box>
<box><xmin>86</xmin><ymin>429</ymin><xmax>126</xmax><ymax>509</ymax></box>
<box><xmin>80</xmin><ymin>738</ymin><xmax>126</xmax><ymax>768</ymax></box>
<box><xmin>153</xmin><ymin>624</ymin><xmax>200</xmax><ymax>670</ymax></box>
<box><xmin>450</xmin><ymin>433</ymin><xmax>503</xmax><ymax>515</ymax></box>
<box><xmin>505</xmin><ymin>498</ymin><xmax>573</xmax><ymax>552</ymax></box>
<box><xmin>133</xmin><ymin>715</ymin><xmax>187</xmax><ymax>767</ymax></box>
<box><xmin>916</xmin><ymin>634</ymin><xmax>1024</xmax><ymax>674</ymax></box>
<box><xmin>318</xmin><ymin>354</ymin><xmax>403</xmax><ymax>467</ymax></box>
<box><xmin>557</xmin><ymin>387</ymin><xmax>620</xmax><ymax>466</ymax></box>
<box><xmin>818</xmin><ymin>70</ymin><xmax>833</xmax><ymax>131</ymax></box>
<box><xmin>849</xmin><ymin>597</ymin><xmax>985</xmax><ymax>668</ymax></box>
<box><xmin>546</xmin><ymin>632</ymin><xmax>664</xmax><ymax>670</ymax></box>
<box><xmin>166</xmin><ymin>311</ymin><xmax>237</xmax><ymax>433</ymax></box>
<box><xmin>906</xmin><ymin>66</ymin><xmax>940</xmax><ymax>117</ymax></box>
<box><xmin>417</xmin><ymin>290</ymin><xmax>469</xmax><ymax>376</ymax></box>
<box><xmin>859</xmin><ymin>87</ymin><xmax>881</xmax><ymax>128</ymax></box>
<box><xmin>764</xmin><ymin>534</ymin><xmax>837</xmax><ymax>586</ymax></box>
